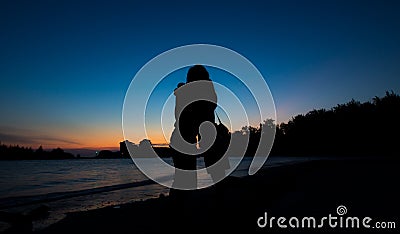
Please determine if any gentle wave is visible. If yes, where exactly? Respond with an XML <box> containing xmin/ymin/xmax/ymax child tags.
<box><xmin>0</xmin><ymin>179</ymin><xmax>155</xmax><ymax>209</ymax></box>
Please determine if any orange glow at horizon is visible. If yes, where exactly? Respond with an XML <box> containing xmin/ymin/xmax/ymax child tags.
<box><xmin>18</xmin><ymin>130</ymin><xmax>170</xmax><ymax>150</ymax></box>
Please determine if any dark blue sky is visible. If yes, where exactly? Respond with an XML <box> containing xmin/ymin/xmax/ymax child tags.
<box><xmin>1</xmin><ymin>0</ymin><xmax>399</xmax><ymax>148</ymax></box>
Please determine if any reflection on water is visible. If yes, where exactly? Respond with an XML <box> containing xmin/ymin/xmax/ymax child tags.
<box><xmin>0</xmin><ymin>157</ymin><xmax>312</xmax><ymax>199</ymax></box>
<box><xmin>0</xmin><ymin>159</ymin><xmax>146</xmax><ymax>199</ymax></box>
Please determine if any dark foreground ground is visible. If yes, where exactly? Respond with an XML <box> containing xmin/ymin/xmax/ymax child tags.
<box><xmin>9</xmin><ymin>157</ymin><xmax>399</xmax><ymax>234</ymax></box>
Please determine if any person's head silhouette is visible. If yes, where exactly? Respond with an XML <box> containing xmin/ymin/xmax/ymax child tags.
<box><xmin>186</xmin><ymin>65</ymin><xmax>210</xmax><ymax>83</ymax></box>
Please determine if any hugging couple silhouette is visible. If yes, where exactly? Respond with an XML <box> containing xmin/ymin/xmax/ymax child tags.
<box><xmin>169</xmin><ymin>65</ymin><xmax>230</xmax><ymax>190</ymax></box>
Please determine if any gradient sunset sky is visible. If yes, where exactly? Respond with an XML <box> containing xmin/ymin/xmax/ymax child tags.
<box><xmin>1</xmin><ymin>0</ymin><xmax>399</xmax><ymax>149</ymax></box>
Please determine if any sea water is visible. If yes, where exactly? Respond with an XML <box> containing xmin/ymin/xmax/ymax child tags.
<box><xmin>0</xmin><ymin>157</ymin><xmax>311</xmax><ymax>231</ymax></box>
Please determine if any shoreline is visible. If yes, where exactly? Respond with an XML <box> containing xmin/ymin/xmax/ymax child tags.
<box><xmin>31</xmin><ymin>157</ymin><xmax>400</xmax><ymax>234</ymax></box>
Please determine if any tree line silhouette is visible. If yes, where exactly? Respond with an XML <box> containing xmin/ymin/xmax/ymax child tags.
<box><xmin>253</xmin><ymin>91</ymin><xmax>399</xmax><ymax>157</ymax></box>
<box><xmin>0</xmin><ymin>144</ymin><xmax>75</xmax><ymax>160</ymax></box>
<box><xmin>1</xmin><ymin>91</ymin><xmax>399</xmax><ymax>159</ymax></box>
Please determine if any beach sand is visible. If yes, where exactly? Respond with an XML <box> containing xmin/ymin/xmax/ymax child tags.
<box><xmin>30</xmin><ymin>157</ymin><xmax>399</xmax><ymax>233</ymax></box>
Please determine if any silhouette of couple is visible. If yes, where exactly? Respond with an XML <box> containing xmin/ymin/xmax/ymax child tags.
<box><xmin>170</xmin><ymin>65</ymin><xmax>230</xmax><ymax>189</ymax></box>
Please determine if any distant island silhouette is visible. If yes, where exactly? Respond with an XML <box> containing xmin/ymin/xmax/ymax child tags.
<box><xmin>1</xmin><ymin>91</ymin><xmax>399</xmax><ymax>160</ymax></box>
